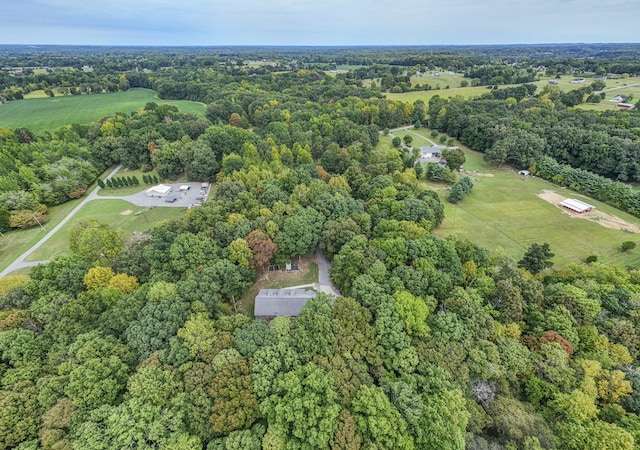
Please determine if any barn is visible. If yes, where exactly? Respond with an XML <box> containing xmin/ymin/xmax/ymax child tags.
<box><xmin>559</xmin><ymin>198</ymin><xmax>595</xmax><ymax>214</ymax></box>
<box><xmin>145</xmin><ymin>184</ymin><xmax>172</xmax><ymax>197</ymax></box>
<box><xmin>254</xmin><ymin>288</ymin><xmax>317</xmax><ymax>319</ymax></box>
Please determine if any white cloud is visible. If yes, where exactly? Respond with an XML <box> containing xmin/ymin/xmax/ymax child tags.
<box><xmin>0</xmin><ymin>0</ymin><xmax>638</xmax><ymax>45</ymax></box>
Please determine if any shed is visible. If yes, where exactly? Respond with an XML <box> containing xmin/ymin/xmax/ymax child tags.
<box><xmin>145</xmin><ymin>184</ymin><xmax>172</xmax><ymax>197</ymax></box>
<box><xmin>165</xmin><ymin>191</ymin><xmax>182</xmax><ymax>203</ymax></box>
<box><xmin>518</xmin><ymin>170</ymin><xmax>531</xmax><ymax>176</ymax></box>
<box><xmin>618</xmin><ymin>103</ymin><xmax>635</xmax><ymax>109</ymax></box>
<box><xmin>560</xmin><ymin>198</ymin><xmax>595</xmax><ymax>214</ymax></box>
<box><xmin>254</xmin><ymin>289</ymin><xmax>316</xmax><ymax>318</ymax></box>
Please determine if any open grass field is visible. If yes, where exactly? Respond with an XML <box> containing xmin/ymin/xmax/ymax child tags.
<box><xmin>410</xmin><ymin>71</ymin><xmax>465</xmax><ymax>89</ymax></box>
<box><xmin>25</xmin><ymin>199</ymin><xmax>185</xmax><ymax>262</ymax></box>
<box><xmin>0</xmin><ymin>197</ymin><xmax>85</xmax><ymax>273</ymax></box>
<box><xmin>429</xmin><ymin>143</ymin><xmax>640</xmax><ymax>267</ymax></box>
<box><xmin>386</xmin><ymin>74</ymin><xmax>640</xmax><ymax>113</ymax></box>
<box><xmin>0</xmin><ymin>88</ymin><xmax>206</xmax><ymax>134</ymax></box>
<box><xmin>385</xmin><ymin>85</ymin><xmax>495</xmax><ymax>103</ymax></box>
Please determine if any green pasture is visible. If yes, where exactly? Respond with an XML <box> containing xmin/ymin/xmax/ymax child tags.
<box><xmin>410</xmin><ymin>71</ymin><xmax>465</xmax><ymax>89</ymax></box>
<box><xmin>392</xmin><ymin>128</ymin><xmax>439</xmax><ymax>148</ymax></box>
<box><xmin>386</xmin><ymin>85</ymin><xmax>494</xmax><ymax>103</ymax></box>
<box><xmin>429</xmin><ymin>145</ymin><xmax>640</xmax><ymax>267</ymax></box>
<box><xmin>0</xmin><ymin>197</ymin><xmax>85</xmax><ymax>273</ymax></box>
<box><xmin>26</xmin><ymin>200</ymin><xmax>185</xmax><ymax>262</ymax></box>
<box><xmin>0</xmin><ymin>88</ymin><xmax>206</xmax><ymax>134</ymax></box>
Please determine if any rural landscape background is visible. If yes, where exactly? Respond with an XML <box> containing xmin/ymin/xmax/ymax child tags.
<box><xmin>2</xmin><ymin>41</ymin><xmax>640</xmax><ymax>449</ymax></box>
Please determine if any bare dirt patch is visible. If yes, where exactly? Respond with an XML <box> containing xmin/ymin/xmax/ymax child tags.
<box><xmin>472</xmin><ymin>172</ymin><xmax>495</xmax><ymax>177</ymax></box>
<box><xmin>120</xmin><ymin>209</ymin><xmax>133</xmax><ymax>215</ymax></box>
<box><xmin>538</xmin><ymin>190</ymin><xmax>640</xmax><ymax>233</ymax></box>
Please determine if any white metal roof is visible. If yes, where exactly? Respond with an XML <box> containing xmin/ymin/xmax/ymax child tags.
<box><xmin>146</xmin><ymin>184</ymin><xmax>172</xmax><ymax>194</ymax></box>
<box><xmin>560</xmin><ymin>198</ymin><xmax>595</xmax><ymax>212</ymax></box>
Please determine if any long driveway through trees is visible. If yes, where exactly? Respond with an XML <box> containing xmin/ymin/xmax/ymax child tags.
<box><xmin>0</xmin><ymin>165</ymin><xmax>122</xmax><ymax>278</ymax></box>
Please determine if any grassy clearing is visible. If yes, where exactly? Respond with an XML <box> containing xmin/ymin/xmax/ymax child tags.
<box><xmin>237</xmin><ymin>258</ymin><xmax>319</xmax><ymax>318</ymax></box>
<box><xmin>0</xmin><ymin>197</ymin><xmax>84</xmax><ymax>273</ymax></box>
<box><xmin>26</xmin><ymin>200</ymin><xmax>185</xmax><ymax>262</ymax></box>
<box><xmin>410</xmin><ymin>71</ymin><xmax>465</xmax><ymax>89</ymax></box>
<box><xmin>386</xmin><ymin>74</ymin><xmax>640</xmax><ymax>112</ymax></box>
<box><xmin>0</xmin><ymin>88</ymin><xmax>205</xmax><ymax>134</ymax></box>
<box><xmin>386</xmin><ymin>85</ymin><xmax>494</xmax><ymax>103</ymax></box>
<box><xmin>392</xmin><ymin>128</ymin><xmax>439</xmax><ymax>148</ymax></box>
<box><xmin>429</xmin><ymin>143</ymin><xmax>640</xmax><ymax>267</ymax></box>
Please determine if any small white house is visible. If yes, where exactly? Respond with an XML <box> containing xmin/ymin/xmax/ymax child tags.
<box><xmin>145</xmin><ymin>184</ymin><xmax>172</xmax><ymax>197</ymax></box>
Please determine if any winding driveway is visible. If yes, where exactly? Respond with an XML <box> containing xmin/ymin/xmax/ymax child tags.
<box><xmin>0</xmin><ymin>165</ymin><xmax>122</xmax><ymax>278</ymax></box>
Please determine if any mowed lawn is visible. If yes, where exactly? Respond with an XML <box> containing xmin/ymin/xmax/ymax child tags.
<box><xmin>0</xmin><ymin>88</ymin><xmax>206</xmax><ymax>134</ymax></box>
<box><xmin>430</xmin><ymin>147</ymin><xmax>640</xmax><ymax>268</ymax></box>
<box><xmin>26</xmin><ymin>200</ymin><xmax>185</xmax><ymax>262</ymax></box>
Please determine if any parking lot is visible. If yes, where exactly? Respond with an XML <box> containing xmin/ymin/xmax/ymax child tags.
<box><xmin>102</xmin><ymin>182</ymin><xmax>211</xmax><ymax>208</ymax></box>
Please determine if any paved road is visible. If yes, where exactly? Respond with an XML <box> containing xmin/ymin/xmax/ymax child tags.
<box><xmin>0</xmin><ymin>165</ymin><xmax>122</xmax><ymax>278</ymax></box>
<box><xmin>316</xmin><ymin>248</ymin><xmax>341</xmax><ymax>296</ymax></box>
<box><xmin>0</xmin><ymin>170</ymin><xmax>214</xmax><ymax>277</ymax></box>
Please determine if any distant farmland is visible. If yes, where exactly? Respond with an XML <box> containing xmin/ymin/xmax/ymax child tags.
<box><xmin>0</xmin><ymin>88</ymin><xmax>206</xmax><ymax>134</ymax></box>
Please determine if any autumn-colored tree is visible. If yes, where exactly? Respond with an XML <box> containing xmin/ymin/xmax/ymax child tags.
<box><xmin>245</xmin><ymin>229</ymin><xmax>277</xmax><ymax>270</ymax></box>
<box><xmin>84</xmin><ymin>266</ymin><xmax>115</xmax><ymax>291</ymax></box>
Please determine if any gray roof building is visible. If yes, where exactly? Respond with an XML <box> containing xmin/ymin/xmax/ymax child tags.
<box><xmin>254</xmin><ymin>288</ymin><xmax>317</xmax><ymax>318</ymax></box>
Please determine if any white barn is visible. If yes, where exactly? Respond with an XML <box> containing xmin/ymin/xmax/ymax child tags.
<box><xmin>560</xmin><ymin>198</ymin><xmax>595</xmax><ymax>214</ymax></box>
<box><xmin>145</xmin><ymin>184</ymin><xmax>172</xmax><ymax>197</ymax></box>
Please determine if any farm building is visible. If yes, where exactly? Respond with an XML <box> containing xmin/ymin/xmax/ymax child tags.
<box><xmin>254</xmin><ymin>288</ymin><xmax>317</xmax><ymax>319</ymax></box>
<box><xmin>617</xmin><ymin>103</ymin><xmax>635</xmax><ymax>109</ymax></box>
<box><xmin>570</xmin><ymin>78</ymin><xmax>585</xmax><ymax>84</ymax></box>
<box><xmin>560</xmin><ymin>198</ymin><xmax>595</xmax><ymax>214</ymax></box>
<box><xmin>164</xmin><ymin>191</ymin><xmax>182</xmax><ymax>203</ymax></box>
<box><xmin>145</xmin><ymin>184</ymin><xmax>172</xmax><ymax>197</ymax></box>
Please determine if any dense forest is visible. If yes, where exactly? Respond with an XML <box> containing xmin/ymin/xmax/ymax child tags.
<box><xmin>2</xmin><ymin>45</ymin><xmax>640</xmax><ymax>449</ymax></box>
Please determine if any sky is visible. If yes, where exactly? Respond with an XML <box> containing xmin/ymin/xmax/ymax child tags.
<box><xmin>1</xmin><ymin>0</ymin><xmax>639</xmax><ymax>46</ymax></box>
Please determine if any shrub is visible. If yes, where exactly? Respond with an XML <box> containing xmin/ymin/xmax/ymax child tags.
<box><xmin>621</xmin><ymin>241</ymin><xmax>636</xmax><ymax>252</ymax></box>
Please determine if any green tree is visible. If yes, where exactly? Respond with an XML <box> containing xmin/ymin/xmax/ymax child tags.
<box><xmin>621</xmin><ymin>241</ymin><xmax>636</xmax><ymax>252</ymax></box>
<box><xmin>209</xmin><ymin>360</ymin><xmax>260</xmax><ymax>435</ymax></box>
<box><xmin>260</xmin><ymin>362</ymin><xmax>340</xmax><ymax>449</ymax></box>
<box><xmin>442</xmin><ymin>147</ymin><xmax>466</xmax><ymax>170</ymax></box>
<box><xmin>518</xmin><ymin>242</ymin><xmax>554</xmax><ymax>274</ymax></box>
<box><xmin>351</xmin><ymin>384</ymin><xmax>414</xmax><ymax>449</ymax></box>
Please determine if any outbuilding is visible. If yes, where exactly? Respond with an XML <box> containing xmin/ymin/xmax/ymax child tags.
<box><xmin>165</xmin><ymin>191</ymin><xmax>182</xmax><ymax>203</ymax></box>
<box><xmin>145</xmin><ymin>184</ymin><xmax>172</xmax><ymax>197</ymax></box>
<box><xmin>254</xmin><ymin>288</ymin><xmax>317</xmax><ymax>319</ymax></box>
<box><xmin>559</xmin><ymin>198</ymin><xmax>595</xmax><ymax>214</ymax></box>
